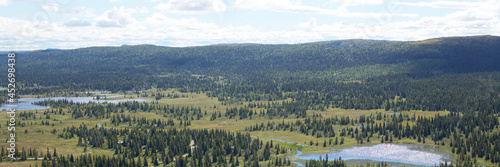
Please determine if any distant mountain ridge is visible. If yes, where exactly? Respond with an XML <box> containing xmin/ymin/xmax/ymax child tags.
<box><xmin>2</xmin><ymin>35</ymin><xmax>500</xmax><ymax>88</ymax></box>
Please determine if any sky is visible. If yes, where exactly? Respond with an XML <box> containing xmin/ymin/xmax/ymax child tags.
<box><xmin>1</xmin><ymin>0</ymin><xmax>499</xmax><ymax>50</ymax></box>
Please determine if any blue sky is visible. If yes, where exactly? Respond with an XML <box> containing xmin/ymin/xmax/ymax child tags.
<box><xmin>1</xmin><ymin>0</ymin><xmax>499</xmax><ymax>50</ymax></box>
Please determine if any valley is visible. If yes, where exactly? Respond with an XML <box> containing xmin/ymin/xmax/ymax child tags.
<box><xmin>1</xmin><ymin>36</ymin><xmax>500</xmax><ymax>166</ymax></box>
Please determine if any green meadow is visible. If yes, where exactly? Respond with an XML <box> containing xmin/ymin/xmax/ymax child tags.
<box><xmin>0</xmin><ymin>88</ymin><xmax>476</xmax><ymax>167</ymax></box>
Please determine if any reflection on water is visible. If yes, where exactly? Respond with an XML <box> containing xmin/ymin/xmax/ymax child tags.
<box><xmin>252</xmin><ymin>136</ymin><xmax>299</xmax><ymax>144</ymax></box>
<box><xmin>254</xmin><ymin>136</ymin><xmax>452</xmax><ymax>167</ymax></box>
<box><xmin>1</xmin><ymin>96</ymin><xmax>151</xmax><ymax>111</ymax></box>
<box><xmin>295</xmin><ymin>144</ymin><xmax>450</xmax><ymax>166</ymax></box>
<box><xmin>82</xmin><ymin>91</ymin><xmax>112</xmax><ymax>94</ymax></box>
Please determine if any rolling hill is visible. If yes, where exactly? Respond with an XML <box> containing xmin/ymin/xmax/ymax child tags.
<box><xmin>2</xmin><ymin>35</ymin><xmax>500</xmax><ymax>90</ymax></box>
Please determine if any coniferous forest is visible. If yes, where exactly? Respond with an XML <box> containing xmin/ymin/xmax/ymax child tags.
<box><xmin>1</xmin><ymin>35</ymin><xmax>500</xmax><ymax>166</ymax></box>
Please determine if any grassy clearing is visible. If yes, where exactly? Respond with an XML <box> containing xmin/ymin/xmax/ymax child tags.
<box><xmin>308</xmin><ymin>108</ymin><xmax>450</xmax><ymax>119</ymax></box>
<box><xmin>0</xmin><ymin>108</ymin><xmax>114</xmax><ymax>166</ymax></box>
<box><xmin>0</xmin><ymin>89</ymin><xmax>467</xmax><ymax>166</ymax></box>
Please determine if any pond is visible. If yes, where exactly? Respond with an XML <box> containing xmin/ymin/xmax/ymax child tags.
<box><xmin>294</xmin><ymin>143</ymin><xmax>452</xmax><ymax>166</ymax></box>
<box><xmin>0</xmin><ymin>96</ymin><xmax>151</xmax><ymax>111</ymax></box>
<box><xmin>255</xmin><ymin>136</ymin><xmax>452</xmax><ymax>167</ymax></box>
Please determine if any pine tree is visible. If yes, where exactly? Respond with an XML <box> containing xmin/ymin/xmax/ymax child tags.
<box><xmin>46</xmin><ymin>148</ymin><xmax>51</xmax><ymax>160</ymax></box>
<box><xmin>263</xmin><ymin>143</ymin><xmax>270</xmax><ymax>160</ymax></box>
<box><xmin>143</xmin><ymin>156</ymin><xmax>147</xmax><ymax>166</ymax></box>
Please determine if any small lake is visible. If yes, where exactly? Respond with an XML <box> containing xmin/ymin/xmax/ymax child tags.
<box><xmin>254</xmin><ymin>136</ymin><xmax>452</xmax><ymax>167</ymax></box>
<box><xmin>82</xmin><ymin>90</ymin><xmax>143</xmax><ymax>94</ymax></box>
<box><xmin>294</xmin><ymin>144</ymin><xmax>452</xmax><ymax>166</ymax></box>
<box><xmin>1</xmin><ymin>96</ymin><xmax>151</xmax><ymax>111</ymax></box>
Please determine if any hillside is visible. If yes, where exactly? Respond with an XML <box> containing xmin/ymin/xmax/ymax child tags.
<box><xmin>2</xmin><ymin>35</ymin><xmax>499</xmax><ymax>90</ymax></box>
<box><xmin>1</xmin><ymin>35</ymin><xmax>500</xmax><ymax>167</ymax></box>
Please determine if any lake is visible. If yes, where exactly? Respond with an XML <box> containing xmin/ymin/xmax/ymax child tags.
<box><xmin>294</xmin><ymin>143</ymin><xmax>452</xmax><ymax>166</ymax></box>
<box><xmin>0</xmin><ymin>96</ymin><xmax>151</xmax><ymax>111</ymax></box>
<box><xmin>254</xmin><ymin>136</ymin><xmax>452</xmax><ymax>167</ymax></box>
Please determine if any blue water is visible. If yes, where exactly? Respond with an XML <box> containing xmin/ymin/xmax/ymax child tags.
<box><xmin>254</xmin><ymin>136</ymin><xmax>452</xmax><ymax>167</ymax></box>
<box><xmin>252</xmin><ymin>136</ymin><xmax>299</xmax><ymax>144</ymax></box>
<box><xmin>294</xmin><ymin>144</ymin><xmax>451</xmax><ymax>166</ymax></box>
<box><xmin>291</xmin><ymin>161</ymin><xmax>304</xmax><ymax>167</ymax></box>
<box><xmin>1</xmin><ymin>96</ymin><xmax>151</xmax><ymax>111</ymax></box>
<box><xmin>83</xmin><ymin>90</ymin><xmax>144</xmax><ymax>94</ymax></box>
<box><xmin>83</xmin><ymin>91</ymin><xmax>112</xmax><ymax>94</ymax></box>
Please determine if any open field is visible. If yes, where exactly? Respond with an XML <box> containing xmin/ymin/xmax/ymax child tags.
<box><xmin>0</xmin><ymin>89</ymin><xmax>490</xmax><ymax>166</ymax></box>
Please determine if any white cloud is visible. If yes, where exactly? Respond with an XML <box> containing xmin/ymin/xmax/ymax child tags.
<box><xmin>332</xmin><ymin>0</ymin><xmax>384</xmax><ymax>6</ymax></box>
<box><xmin>234</xmin><ymin>0</ymin><xmax>293</xmax><ymax>10</ymax></box>
<box><xmin>234</xmin><ymin>0</ymin><xmax>416</xmax><ymax>18</ymax></box>
<box><xmin>42</xmin><ymin>4</ymin><xmax>59</xmax><ymax>12</ymax></box>
<box><xmin>1</xmin><ymin>1</ymin><xmax>499</xmax><ymax>50</ymax></box>
<box><xmin>1</xmin><ymin>12</ymin><xmax>326</xmax><ymax>50</ymax></box>
<box><xmin>290</xmin><ymin>0</ymin><xmax>500</xmax><ymax>41</ymax></box>
<box><xmin>394</xmin><ymin>1</ymin><xmax>481</xmax><ymax>9</ymax></box>
<box><xmin>0</xmin><ymin>0</ymin><xmax>10</xmax><ymax>6</ymax></box>
<box><xmin>298</xmin><ymin>17</ymin><xmax>317</xmax><ymax>28</ymax></box>
<box><xmin>0</xmin><ymin>16</ymin><xmax>56</xmax><ymax>51</ymax></box>
<box><xmin>343</xmin><ymin>7</ymin><xmax>500</xmax><ymax>40</ymax></box>
<box><xmin>137</xmin><ymin>6</ymin><xmax>150</xmax><ymax>13</ymax></box>
<box><xmin>144</xmin><ymin>13</ymin><xmax>218</xmax><ymax>30</ymax></box>
<box><xmin>332</xmin><ymin>0</ymin><xmax>384</xmax><ymax>12</ymax></box>
<box><xmin>59</xmin><ymin>7</ymin><xmax>96</xmax><ymax>17</ymax></box>
<box><xmin>155</xmin><ymin>0</ymin><xmax>226</xmax><ymax>14</ymax></box>
<box><xmin>94</xmin><ymin>7</ymin><xmax>138</xmax><ymax>27</ymax></box>
<box><xmin>234</xmin><ymin>0</ymin><xmax>330</xmax><ymax>14</ymax></box>
<box><xmin>64</xmin><ymin>17</ymin><xmax>91</xmax><ymax>27</ymax></box>
<box><xmin>324</xmin><ymin>0</ymin><xmax>499</xmax><ymax>40</ymax></box>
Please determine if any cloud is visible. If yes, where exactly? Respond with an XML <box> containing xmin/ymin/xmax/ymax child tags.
<box><xmin>234</xmin><ymin>0</ymin><xmax>416</xmax><ymax>18</ymax></box>
<box><xmin>341</xmin><ymin>6</ymin><xmax>500</xmax><ymax>40</ymax></box>
<box><xmin>293</xmin><ymin>0</ymin><xmax>500</xmax><ymax>41</ymax></box>
<box><xmin>332</xmin><ymin>0</ymin><xmax>384</xmax><ymax>6</ymax></box>
<box><xmin>437</xmin><ymin>0</ymin><xmax>499</xmax><ymax>22</ymax></box>
<box><xmin>143</xmin><ymin>13</ymin><xmax>218</xmax><ymax>30</ymax></box>
<box><xmin>42</xmin><ymin>4</ymin><xmax>59</xmax><ymax>12</ymax></box>
<box><xmin>59</xmin><ymin>7</ymin><xmax>96</xmax><ymax>17</ymax></box>
<box><xmin>94</xmin><ymin>7</ymin><xmax>138</xmax><ymax>27</ymax></box>
<box><xmin>298</xmin><ymin>17</ymin><xmax>317</xmax><ymax>28</ymax></box>
<box><xmin>95</xmin><ymin>20</ymin><xmax>119</xmax><ymax>27</ymax></box>
<box><xmin>394</xmin><ymin>1</ymin><xmax>481</xmax><ymax>9</ymax></box>
<box><xmin>64</xmin><ymin>18</ymin><xmax>91</xmax><ymax>27</ymax></box>
<box><xmin>0</xmin><ymin>16</ymin><xmax>57</xmax><ymax>51</ymax></box>
<box><xmin>1</xmin><ymin>1</ymin><xmax>499</xmax><ymax>51</ymax></box>
<box><xmin>155</xmin><ymin>0</ymin><xmax>226</xmax><ymax>14</ymax></box>
<box><xmin>332</xmin><ymin>0</ymin><xmax>384</xmax><ymax>12</ymax></box>
<box><xmin>0</xmin><ymin>0</ymin><xmax>10</xmax><ymax>6</ymax></box>
<box><xmin>234</xmin><ymin>0</ymin><xmax>324</xmax><ymax>13</ymax></box>
<box><xmin>136</xmin><ymin>6</ymin><xmax>150</xmax><ymax>13</ymax></box>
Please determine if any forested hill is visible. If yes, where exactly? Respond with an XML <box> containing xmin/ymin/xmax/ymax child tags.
<box><xmin>3</xmin><ymin>36</ymin><xmax>500</xmax><ymax>167</ymax></box>
<box><xmin>4</xmin><ymin>35</ymin><xmax>500</xmax><ymax>90</ymax></box>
